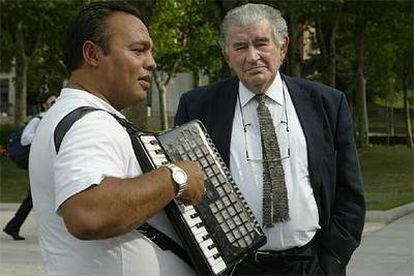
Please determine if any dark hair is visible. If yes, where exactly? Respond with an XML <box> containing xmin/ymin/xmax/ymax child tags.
<box><xmin>37</xmin><ymin>92</ymin><xmax>57</xmax><ymax>111</ymax></box>
<box><xmin>63</xmin><ymin>1</ymin><xmax>142</xmax><ymax>73</ymax></box>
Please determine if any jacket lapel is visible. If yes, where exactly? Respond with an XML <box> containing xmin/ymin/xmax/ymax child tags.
<box><xmin>283</xmin><ymin>75</ymin><xmax>325</xmax><ymax>203</ymax></box>
<box><xmin>208</xmin><ymin>78</ymin><xmax>238</xmax><ymax>167</ymax></box>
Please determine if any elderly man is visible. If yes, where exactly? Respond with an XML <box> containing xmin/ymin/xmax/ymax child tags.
<box><xmin>30</xmin><ymin>2</ymin><xmax>204</xmax><ymax>275</ymax></box>
<box><xmin>175</xmin><ymin>3</ymin><xmax>365</xmax><ymax>275</ymax></box>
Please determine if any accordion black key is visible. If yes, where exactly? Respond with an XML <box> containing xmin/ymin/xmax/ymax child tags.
<box><xmin>135</xmin><ymin>120</ymin><xmax>266</xmax><ymax>275</ymax></box>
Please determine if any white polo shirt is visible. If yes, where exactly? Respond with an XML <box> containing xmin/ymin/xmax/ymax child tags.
<box><xmin>29</xmin><ymin>88</ymin><xmax>193</xmax><ymax>276</ymax></box>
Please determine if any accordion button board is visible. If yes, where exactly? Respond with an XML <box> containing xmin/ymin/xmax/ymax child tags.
<box><xmin>137</xmin><ymin>120</ymin><xmax>266</xmax><ymax>275</ymax></box>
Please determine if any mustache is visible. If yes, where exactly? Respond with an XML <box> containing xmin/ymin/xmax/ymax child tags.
<box><xmin>243</xmin><ymin>63</ymin><xmax>267</xmax><ymax>71</ymax></box>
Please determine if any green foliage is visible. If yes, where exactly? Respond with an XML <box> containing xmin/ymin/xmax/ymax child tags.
<box><xmin>393</xmin><ymin>2</ymin><xmax>413</xmax><ymax>92</ymax></box>
<box><xmin>150</xmin><ymin>0</ymin><xmax>221</xmax><ymax>79</ymax></box>
<box><xmin>0</xmin><ymin>0</ymin><xmax>411</xmax><ymax>134</ymax></box>
<box><xmin>338</xmin><ymin>1</ymin><xmax>413</xmax><ymax>102</ymax></box>
<box><xmin>0</xmin><ymin>0</ymin><xmax>80</xmax><ymax>105</ymax></box>
<box><xmin>373</xmin><ymin>94</ymin><xmax>414</xmax><ymax>110</ymax></box>
<box><xmin>0</xmin><ymin>124</ymin><xmax>15</xmax><ymax>147</ymax></box>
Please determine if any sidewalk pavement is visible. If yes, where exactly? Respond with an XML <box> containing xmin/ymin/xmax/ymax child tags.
<box><xmin>0</xmin><ymin>203</ymin><xmax>413</xmax><ymax>276</ymax></box>
<box><xmin>348</xmin><ymin>212</ymin><xmax>414</xmax><ymax>276</ymax></box>
<box><xmin>0</xmin><ymin>205</ymin><xmax>43</xmax><ymax>276</ymax></box>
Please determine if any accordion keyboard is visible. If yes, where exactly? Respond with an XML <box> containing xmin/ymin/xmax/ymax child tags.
<box><xmin>139</xmin><ymin>120</ymin><xmax>266</xmax><ymax>275</ymax></box>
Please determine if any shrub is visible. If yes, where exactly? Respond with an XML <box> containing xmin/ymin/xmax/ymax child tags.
<box><xmin>0</xmin><ymin>124</ymin><xmax>16</xmax><ymax>147</ymax></box>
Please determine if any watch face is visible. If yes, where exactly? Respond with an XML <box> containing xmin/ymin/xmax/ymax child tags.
<box><xmin>174</xmin><ymin>169</ymin><xmax>188</xmax><ymax>184</ymax></box>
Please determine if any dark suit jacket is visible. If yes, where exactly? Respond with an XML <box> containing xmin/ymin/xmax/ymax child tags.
<box><xmin>175</xmin><ymin>75</ymin><xmax>366</xmax><ymax>270</ymax></box>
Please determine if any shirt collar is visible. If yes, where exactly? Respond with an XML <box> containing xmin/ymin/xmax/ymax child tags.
<box><xmin>238</xmin><ymin>72</ymin><xmax>284</xmax><ymax>107</ymax></box>
<box><xmin>59</xmin><ymin>88</ymin><xmax>126</xmax><ymax>119</ymax></box>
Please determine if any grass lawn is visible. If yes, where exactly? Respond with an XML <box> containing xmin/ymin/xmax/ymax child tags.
<box><xmin>1</xmin><ymin>146</ymin><xmax>413</xmax><ymax>210</ymax></box>
<box><xmin>359</xmin><ymin>146</ymin><xmax>413</xmax><ymax>210</ymax></box>
<box><xmin>0</xmin><ymin>156</ymin><xmax>29</xmax><ymax>202</ymax></box>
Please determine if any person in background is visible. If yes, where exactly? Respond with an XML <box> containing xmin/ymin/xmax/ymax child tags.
<box><xmin>175</xmin><ymin>3</ymin><xmax>365</xmax><ymax>275</ymax></box>
<box><xmin>29</xmin><ymin>2</ymin><xmax>204</xmax><ymax>275</ymax></box>
<box><xmin>3</xmin><ymin>92</ymin><xmax>57</xmax><ymax>240</ymax></box>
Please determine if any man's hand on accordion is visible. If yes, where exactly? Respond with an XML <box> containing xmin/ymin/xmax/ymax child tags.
<box><xmin>173</xmin><ymin>161</ymin><xmax>205</xmax><ymax>206</ymax></box>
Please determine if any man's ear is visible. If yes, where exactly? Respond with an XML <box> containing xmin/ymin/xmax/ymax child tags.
<box><xmin>280</xmin><ymin>36</ymin><xmax>290</xmax><ymax>63</ymax></box>
<box><xmin>82</xmin><ymin>41</ymin><xmax>103</xmax><ymax>67</ymax></box>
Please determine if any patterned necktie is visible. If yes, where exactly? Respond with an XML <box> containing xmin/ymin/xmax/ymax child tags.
<box><xmin>256</xmin><ymin>94</ymin><xmax>290</xmax><ymax>227</ymax></box>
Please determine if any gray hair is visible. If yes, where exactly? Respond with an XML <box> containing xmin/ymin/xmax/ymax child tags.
<box><xmin>219</xmin><ymin>3</ymin><xmax>288</xmax><ymax>50</ymax></box>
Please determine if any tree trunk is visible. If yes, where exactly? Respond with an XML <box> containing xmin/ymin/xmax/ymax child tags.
<box><xmin>355</xmin><ymin>25</ymin><xmax>369</xmax><ymax>147</ymax></box>
<box><xmin>315</xmin><ymin>3</ymin><xmax>342</xmax><ymax>87</ymax></box>
<box><xmin>14</xmin><ymin>21</ymin><xmax>28</xmax><ymax>127</ymax></box>
<box><xmin>356</xmin><ymin>71</ymin><xmax>369</xmax><ymax>147</ymax></box>
<box><xmin>158</xmin><ymin>85</ymin><xmax>168</xmax><ymax>130</ymax></box>
<box><xmin>390</xmin><ymin>106</ymin><xmax>394</xmax><ymax>136</ymax></box>
<box><xmin>386</xmin><ymin>102</ymin><xmax>390</xmax><ymax>146</ymax></box>
<box><xmin>214</xmin><ymin>0</ymin><xmax>239</xmax><ymax>82</ymax></box>
<box><xmin>124</xmin><ymin>100</ymin><xmax>148</xmax><ymax>130</ymax></box>
<box><xmin>153</xmin><ymin>71</ymin><xmax>169</xmax><ymax>130</ymax></box>
<box><xmin>403</xmin><ymin>77</ymin><xmax>413</xmax><ymax>147</ymax></box>
<box><xmin>328</xmin><ymin>26</ymin><xmax>337</xmax><ymax>88</ymax></box>
<box><xmin>315</xmin><ymin>16</ymin><xmax>327</xmax><ymax>82</ymax></box>
<box><xmin>192</xmin><ymin>70</ymin><xmax>200</xmax><ymax>88</ymax></box>
<box><xmin>286</xmin><ymin>12</ymin><xmax>302</xmax><ymax>77</ymax></box>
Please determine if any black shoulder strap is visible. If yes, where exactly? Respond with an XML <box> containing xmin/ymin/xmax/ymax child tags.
<box><xmin>54</xmin><ymin>106</ymin><xmax>101</xmax><ymax>154</ymax></box>
<box><xmin>54</xmin><ymin>106</ymin><xmax>142</xmax><ymax>154</ymax></box>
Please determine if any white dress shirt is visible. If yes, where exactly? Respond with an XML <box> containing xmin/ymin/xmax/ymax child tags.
<box><xmin>229</xmin><ymin>72</ymin><xmax>320</xmax><ymax>250</ymax></box>
<box><xmin>21</xmin><ymin>113</ymin><xmax>44</xmax><ymax>146</ymax></box>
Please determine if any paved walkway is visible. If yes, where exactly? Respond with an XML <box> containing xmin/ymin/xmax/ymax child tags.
<box><xmin>348</xmin><ymin>212</ymin><xmax>414</xmax><ymax>276</ymax></box>
<box><xmin>0</xmin><ymin>207</ymin><xmax>43</xmax><ymax>276</ymax></box>
<box><xmin>0</xmin><ymin>205</ymin><xmax>413</xmax><ymax>276</ymax></box>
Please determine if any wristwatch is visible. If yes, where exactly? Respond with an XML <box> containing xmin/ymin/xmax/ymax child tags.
<box><xmin>165</xmin><ymin>163</ymin><xmax>188</xmax><ymax>198</ymax></box>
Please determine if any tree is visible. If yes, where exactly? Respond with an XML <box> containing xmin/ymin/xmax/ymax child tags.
<box><xmin>150</xmin><ymin>0</ymin><xmax>188</xmax><ymax>130</ymax></box>
<box><xmin>369</xmin><ymin>44</ymin><xmax>398</xmax><ymax>142</ymax></box>
<box><xmin>341</xmin><ymin>0</ymin><xmax>389</xmax><ymax>147</ymax></box>
<box><xmin>342</xmin><ymin>0</ymin><xmax>413</xmax><ymax>147</ymax></box>
<box><xmin>354</xmin><ymin>14</ymin><xmax>369</xmax><ymax>147</ymax></box>
<box><xmin>0</xmin><ymin>0</ymin><xmax>78</xmax><ymax>126</ymax></box>
<box><xmin>314</xmin><ymin>0</ymin><xmax>343</xmax><ymax>87</ymax></box>
<box><xmin>393</xmin><ymin>3</ymin><xmax>414</xmax><ymax>147</ymax></box>
<box><xmin>213</xmin><ymin>0</ymin><xmax>246</xmax><ymax>81</ymax></box>
<box><xmin>150</xmin><ymin>0</ymin><xmax>221</xmax><ymax>129</ymax></box>
<box><xmin>264</xmin><ymin>0</ymin><xmax>318</xmax><ymax>78</ymax></box>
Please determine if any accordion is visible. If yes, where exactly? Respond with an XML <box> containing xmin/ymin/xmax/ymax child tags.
<box><xmin>135</xmin><ymin>120</ymin><xmax>266</xmax><ymax>275</ymax></box>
